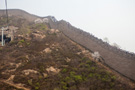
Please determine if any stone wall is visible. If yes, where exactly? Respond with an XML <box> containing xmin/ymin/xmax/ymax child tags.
<box><xmin>49</xmin><ymin>20</ymin><xmax>135</xmax><ymax>81</ymax></box>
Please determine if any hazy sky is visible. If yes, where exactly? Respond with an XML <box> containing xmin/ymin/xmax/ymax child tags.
<box><xmin>0</xmin><ymin>0</ymin><xmax>135</xmax><ymax>53</ymax></box>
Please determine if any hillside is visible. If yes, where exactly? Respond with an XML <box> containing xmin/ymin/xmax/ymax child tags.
<box><xmin>0</xmin><ymin>9</ymin><xmax>38</xmax><ymax>22</ymax></box>
<box><xmin>0</xmin><ymin>9</ymin><xmax>135</xmax><ymax>90</ymax></box>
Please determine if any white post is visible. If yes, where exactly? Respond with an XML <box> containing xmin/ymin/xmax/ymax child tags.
<box><xmin>2</xmin><ymin>27</ymin><xmax>4</xmax><ymax>46</ymax></box>
<box><xmin>1</xmin><ymin>27</ymin><xmax>8</xmax><ymax>46</ymax></box>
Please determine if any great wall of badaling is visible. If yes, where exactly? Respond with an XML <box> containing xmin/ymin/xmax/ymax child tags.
<box><xmin>48</xmin><ymin>19</ymin><xmax>135</xmax><ymax>81</ymax></box>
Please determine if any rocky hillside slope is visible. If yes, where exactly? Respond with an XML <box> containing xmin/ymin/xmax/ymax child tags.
<box><xmin>0</xmin><ymin>25</ymin><xmax>134</xmax><ymax>90</ymax></box>
<box><xmin>0</xmin><ymin>9</ymin><xmax>38</xmax><ymax>22</ymax></box>
<box><xmin>0</xmin><ymin>9</ymin><xmax>135</xmax><ymax>90</ymax></box>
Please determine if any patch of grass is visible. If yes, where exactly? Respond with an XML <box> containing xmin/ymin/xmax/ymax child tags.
<box><xmin>0</xmin><ymin>48</ymin><xmax>2</xmax><ymax>51</ymax></box>
<box><xmin>64</xmin><ymin>76</ymin><xmax>75</xmax><ymax>84</ymax></box>
<box><xmin>35</xmin><ymin>86</ymin><xmax>39</xmax><ymax>90</ymax></box>
<box><xmin>34</xmin><ymin>23</ymin><xmax>48</xmax><ymax>30</ymax></box>
<box><xmin>69</xmin><ymin>71</ymin><xmax>83</xmax><ymax>82</ymax></box>
<box><xmin>61</xmin><ymin>81</ymin><xmax>68</xmax><ymax>90</ymax></box>
<box><xmin>110</xmin><ymin>82</ymin><xmax>115</xmax><ymax>87</ymax></box>
<box><xmin>9</xmin><ymin>41</ymin><xmax>18</xmax><ymax>45</ymax></box>
<box><xmin>61</xmin><ymin>68</ymin><xmax>67</xmax><ymax>73</ymax></box>
<box><xmin>54</xmin><ymin>87</ymin><xmax>61</xmax><ymax>90</ymax></box>
<box><xmin>26</xmin><ymin>42</ymin><xmax>30</xmax><ymax>45</ymax></box>
<box><xmin>38</xmin><ymin>65</ymin><xmax>45</xmax><ymax>73</ymax></box>
<box><xmin>91</xmin><ymin>67</ymin><xmax>96</xmax><ymax>70</ymax></box>
<box><xmin>72</xmin><ymin>68</ymin><xmax>78</xmax><ymax>71</ymax></box>
<box><xmin>81</xmin><ymin>57</ymin><xmax>88</xmax><ymax>61</ymax></box>
<box><xmin>101</xmin><ymin>74</ymin><xmax>111</xmax><ymax>82</ymax></box>
<box><xmin>86</xmin><ymin>60</ymin><xmax>93</xmax><ymax>65</ymax></box>
<box><xmin>16</xmin><ymin>56</ymin><xmax>28</xmax><ymax>62</ymax></box>
<box><xmin>28</xmin><ymin>79</ymin><xmax>33</xmax><ymax>86</ymax></box>
<box><xmin>74</xmin><ymin>75</ymin><xmax>82</xmax><ymax>82</ymax></box>
<box><xmin>111</xmin><ymin>75</ymin><xmax>116</xmax><ymax>80</ymax></box>
<box><xmin>35</xmin><ymin>82</ymin><xmax>40</xmax><ymax>90</ymax></box>
<box><xmin>38</xmin><ymin>75</ymin><xmax>43</xmax><ymax>80</ymax></box>
<box><xmin>79</xmin><ymin>63</ymin><xmax>86</xmax><ymax>68</ymax></box>
<box><xmin>28</xmin><ymin>79</ymin><xmax>40</xmax><ymax>90</ymax></box>
<box><xmin>96</xmin><ymin>74</ymin><xmax>101</xmax><ymax>79</ymax></box>
<box><xmin>69</xmin><ymin>86</ymin><xmax>77</xmax><ymax>90</ymax></box>
<box><xmin>70</xmin><ymin>71</ymin><xmax>76</xmax><ymax>77</ymax></box>
<box><xmin>19</xmin><ymin>39</ymin><xmax>25</xmax><ymax>43</ymax></box>
<box><xmin>88</xmin><ymin>73</ymin><xmax>94</xmax><ymax>78</ymax></box>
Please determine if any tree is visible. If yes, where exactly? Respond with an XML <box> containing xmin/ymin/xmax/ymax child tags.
<box><xmin>112</xmin><ymin>43</ymin><xmax>120</xmax><ymax>49</ymax></box>
<box><xmin>103</xmin><ymin>37</ymin><xmax>109</xmax><ymax>43</ymax></box>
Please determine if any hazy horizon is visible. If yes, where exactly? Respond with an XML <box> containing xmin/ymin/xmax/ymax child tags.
<box><xmin>0</xmin><ymin>0</ymin><xmax>135</xmax><ymax>53</ymax></box>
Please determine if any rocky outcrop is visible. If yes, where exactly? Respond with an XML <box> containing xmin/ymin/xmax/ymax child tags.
<box><xmin>43</xmin><ymin>48</ymin><xmax>52</xmax><ymax>53</ymax></box>
<box><xmin>46</xmin><ymin>66</ymin><xmax>60</xmax><ymax>74</ymax></box>
<box><xmin>22</xmin><ymin>69</ymin><xmax>38</xmax><ymax>76</ymax></box>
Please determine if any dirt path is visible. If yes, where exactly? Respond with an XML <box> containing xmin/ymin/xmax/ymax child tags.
<box><xmin>0</xmin><ymin>80</ymin><xmax>30</xmax><ymax>90</ymax></box>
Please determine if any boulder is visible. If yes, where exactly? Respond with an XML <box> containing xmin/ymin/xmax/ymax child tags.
<box><xmin>46</xmin><ymin>66</ymin><xmax>60</xmax><ymax>74</ymax></box>
<box><xmin>66</xmin><ymin>57</ymin><xmax>71</xmax><ymax>62</ymax></box>
<box><xmin>32</xmin><ymin>33</ymin><xmax>46</xmax><ymax>41</ymax></box>
<box><xmin>43</xmin><ymin>48</ymin><xmax>52</xmax><ymax>53</ymax></box>
<box><xmin>7</xmin><ymin>75</ymin><xmax>15</xmax><ymax>82</ymax></box>
<box><xmin>23</xmin><ymin>69</ymin><xmax>38</xmax><ymax>76</ymax></box>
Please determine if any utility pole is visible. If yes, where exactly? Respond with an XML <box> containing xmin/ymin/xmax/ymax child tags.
<box><xmin>1</xmin><ymin>27</ymin><xmax>4</xmax><ymax>46</ymax></box>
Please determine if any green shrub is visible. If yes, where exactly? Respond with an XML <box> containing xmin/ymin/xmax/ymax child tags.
<box><xmin>110</xmin><ymin>82</ymin><xmax>115</xmax><ymax>87</ymax></box>
<box><xmin>61</xmin><ymin>81</ymin><xmax>68</xmax><ymax>90</ymax></box>
<box><xmin>79</xmin><ymin>63</ymin><xmax>85</xmax><ymax>68</ymax></box>
<box><xmin>70</xmin><ymin>71</ymin><xmax>76</xmax><ymax>77</ymax></box>
<box><xmin>9</xmin><ymin>41</ymin><xmax>18</xmax><ymax>45</ymax></box>
<box><xmin>35</xmin><ymin>23</ymin><xmax>48</xmax><ymax>30</ymax></box>
<box><xmin>88</xmin><ymin>73</ymin><xmax>94</xmax><ymax>78</ymax></box>
<box><xmin>86</xmin><ymin>60</ymin><xmax>92</xmax><ymax>65</ymax></box>
<box><xmin>81</xmin><ymin>57</ymin><xmax>88</xmax><ymax>61</ymax></box>
<box><xmin>0</xmin><ymin>48</ymin><xmax>2</xmax><ymax>51</ymax></box>
<box><xmin>74</xmin><ymin>75</ymin><xmax>82</xmax><ymax>82</ymax></box>
<box><xmin>26</xmin><ymin>42</ymin><xmax>30</xmax><ymax>45</ymax></box>
<box><xmin>19</xmin><ymin>39</ymin><xmax>25</xmax><ymax>43</ymax></box>
<box><xmin>111</xmin><ymin>76</ymin><xmax>116</xmax><ymax>80</ymax></box>
<box><xmin>54</xmin><ymin>87</ymin><xmax>61</xmax><ymax>90</ymax></box>
<box><xmin>35</xmin><ymin>86</ymin><xmax>39</xmax><ymax>90</ymax></box>
<box><xmin>65</xmin><ymin>76</ymin><xmax>70</xmax><ymax>81</ymax></box>
<box><xmin>62</xmin><ymin>68</ymin><xmax>67</xmax><ymax>73</ymax></box>
<box><xmin>91</xmin><ymin>67</ymin><xmax>96</xmax><ymax>70</ymax></box>
<box><xmin>28</xmin><ymin>79</ymin><xmax>33</xmax><ymax>86</ymax></box>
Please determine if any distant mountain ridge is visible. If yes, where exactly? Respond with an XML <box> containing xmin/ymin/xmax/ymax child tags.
<box><xmin>0</xmin><ymin>9</ymin><xmax>135</xmax><ymax>81</ymax></box>
<box><xmin>0</xmin><ymin>9</ymin><xmax>38</xmax><ymax>21</ymax></box>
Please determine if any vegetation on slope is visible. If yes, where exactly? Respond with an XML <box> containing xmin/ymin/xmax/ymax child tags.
<box><xmin>0</xmin><ymin>25</ymin><xmax>134</xmax><ymax>90</ymax></box>
<box><xmin>0</xmin><ymin>15</ymin><xmax>134</xmax><ymax>90</ymax></box>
